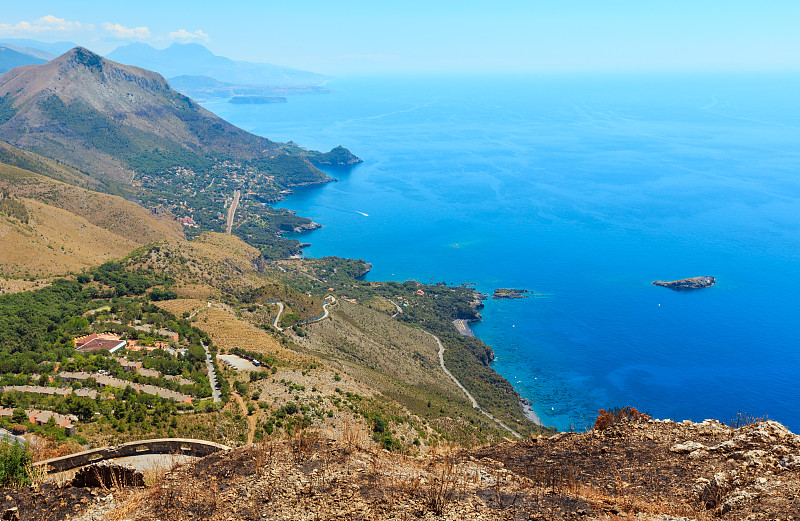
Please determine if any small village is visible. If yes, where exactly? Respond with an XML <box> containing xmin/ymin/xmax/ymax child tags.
<box><xmin>0</xmin><ymin>306</ymin><xmax>218</xmax><ymax>442</ymax></box>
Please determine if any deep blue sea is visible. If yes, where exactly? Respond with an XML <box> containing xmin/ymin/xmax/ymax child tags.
<box><xmin>202</xmin><ymin>74</ymin><xmax>800</xmax><ymax>432</ymax></box>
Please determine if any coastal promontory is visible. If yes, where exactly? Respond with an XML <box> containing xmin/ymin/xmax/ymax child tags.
<box><xmin>492</xmin><ymin>288</ymin><xmax>532</xmax><ymax>299</ymax></box>
<box><xmin>652</xmin><ymin>276</ymin><xmax>716</xmax><ymax>290</ymax></box>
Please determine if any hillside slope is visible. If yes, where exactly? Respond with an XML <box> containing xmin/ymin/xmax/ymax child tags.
<box><xmin>0</xmin><ymin>154</ymin><xmax>183</xmax><ymax>279</ymax></box>
<box><xmin>0</xmin><ymin>196</ymin><xmax>139</xmax><ymax>279</ymax></box>
<box><xmin>0</xmin><ymin>160</ymin><xmax>182</xmax><ymax>244</ymax></box>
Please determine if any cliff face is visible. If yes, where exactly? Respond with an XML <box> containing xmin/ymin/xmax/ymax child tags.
<box><xmin>7</xmin><ymin>418</ymin><xmax>799</xmax><ymax>520</ymax></box>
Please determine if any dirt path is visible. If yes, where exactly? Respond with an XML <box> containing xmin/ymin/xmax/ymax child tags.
<box><xmin>232</xmin><ymin>392</ymin><xmax>259</xmax><ymax>444</ymax></box>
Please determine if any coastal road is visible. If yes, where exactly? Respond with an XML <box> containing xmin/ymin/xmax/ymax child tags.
<box><xmin>384</xmin><ymin>297</ymin><xmax>403</xmax><ymax>317</ymax></box>
<box><xmin>300</xmin><ymin>295</ymin><xmax>338</xmax><ymax>326</ymax></box>
<box><xmin>316</xmin><ymin>295</ymin><xmax>336</xmax><ymax>322</ymax></box>
<box><xmin>269</xmin><ymin>295</ymin><xmax>334</xmax><ymax>333</ymax></box>
<box><xmin>423</xmin><ymin>330</ymin><xmax>522</xmax><ymax>439</ymax></box>
<box><xmin>225</xmin><ymin>189</ymin><xmax>241</xmax><ymax>235</ymax></box>
<box><xmin>201</xmin><ymin>340</ymin><xmax>222</xmax><ymax>403</ymax></box>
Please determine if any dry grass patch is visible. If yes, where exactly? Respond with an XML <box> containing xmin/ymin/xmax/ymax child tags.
<box><xmin>0</xmin><ymin>277</ymin><xmax>50</xmax><ymax>295</ymax></box>
<box><xmin>0</xmin><ymin>197</ymin><xmax>139</xmax><ymax>278</ymax></box>
<box><xmin>1</xmin><ymin>162</ymin><xmax>183</xmax><ymax>244</ymax></box>
<box><xmin>127</xmin><ymin>232</ymin><xmax>274</xmax><ymax>296</ymax></box>
<box><xmin>193</xmin><ymin>304</ymin><xmax>305</xmax><ymax>365</ymax></box>
<box><xmin>154</xmin><ymin>298</ymin><xmax>208</xmax><ymax>318</ymax></box>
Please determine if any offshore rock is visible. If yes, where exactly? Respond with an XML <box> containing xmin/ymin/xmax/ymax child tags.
<box><xmin>652</xmin><ymin>276</ymin><xmax>715</xmax><ymax>290</ymax></box>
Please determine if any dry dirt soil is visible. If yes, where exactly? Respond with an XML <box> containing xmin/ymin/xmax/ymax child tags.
<box><xmin>3</xmin><ymin>418</ymin><xmax>800</xmax><ymax>520</ymax></box>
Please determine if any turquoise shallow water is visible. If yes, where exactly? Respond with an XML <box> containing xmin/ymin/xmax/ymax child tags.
<box><xmin>202</xmin><ymin>74</ymin><xmax>800</xmax><ymax>431</ymax></box>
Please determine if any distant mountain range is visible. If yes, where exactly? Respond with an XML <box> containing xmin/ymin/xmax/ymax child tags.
<box><xmin>0</xmin><ymin>38</ymin><xmax>77</xmax><ymax>57</ymax></box>
<box><xmin>0</xmin><ymin>46</ymin><xmax>358</xmax><ymax>264</ymax></box>
<box><xmin>0</xmin><ymin>39</ymin><xmax>328</xmax><ymax>100</ymax></box>
<box><xmin>0</xmin><ymin>44</ymin><xmax>51</xmax><ymax>74</ymax></box>
<box><xmin>107</xmin><ymin>42</ymin><xmax>328</xmax><ymax>86</ymax></box>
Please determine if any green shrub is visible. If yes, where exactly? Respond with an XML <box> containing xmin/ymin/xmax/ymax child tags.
<box><xmin>0</xmin><ymin>441</ymin><xmax>33</xmax><ymax>488</ymax></box>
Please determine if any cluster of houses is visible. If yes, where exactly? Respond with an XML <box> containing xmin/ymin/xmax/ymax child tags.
<box><xmin>0</xmin><ymin>330</ymin><xmax>197</xmax><ymax>438</ymax></box>
<box><xmin>1</xmin><ymin>385</ymin><xmax>97</xmax><ymax>400</ymax></box>
<box><xmin>58</xmin><ymin>371</ymin><xmax>192</xmax><ymax>403</ymax></box>
<box><xmin>74</xmin><ymin>330</ymin><xmax>182</xmax><ymax>355</ymax></box>
<box><xmin>0</xmin><ymin>407</ymin><xmax>76</xmax><ymax>431</ymax></box>
<box><xmin>118</xmin><ymin>358</ymin><xmax>193</xmax><ymax>386</ymax></box>
<box><xmin>179</xmin><ymin>216</ymin><xmax>198</xmax><ymax>227</ymax></box>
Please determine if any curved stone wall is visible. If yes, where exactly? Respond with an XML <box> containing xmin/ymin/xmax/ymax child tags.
<box><xmin>34</xmin><ymin>438</ymin><xmax>231</xmax><ymax>473</ymax></box>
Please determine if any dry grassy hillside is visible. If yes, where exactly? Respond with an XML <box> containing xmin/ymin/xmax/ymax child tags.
<box><xmin>301</xmin><ymin>302</ymin><xmax>471</xmax><ymax>407</ymax></box>
<box><xmin>0</xmin><ymin>197</ymin><xmax>139</xmax><ymax>278</ymax></box>
<box><xmin>127</xmin><ymin>233</ymin><xmax>269</xmax><ymax>299</ymax></box>
<box><xmin>0</xmin><ymin>162</ymin><xmax>182</xmax><ymax>244</ymax></box>
<box><xmin>156</xmin><ymin>298</ymin><xmax>305</xmax><ymax>366</ymax></box>
<box><xmin>0</xmin><ymin>141</ymin><xmax>102</xmax><ymax>190</ymax></box>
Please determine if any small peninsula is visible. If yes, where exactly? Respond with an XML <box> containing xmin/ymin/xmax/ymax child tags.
<box><xmin>652</xmin><ymin>276</ymin><xmax>716</xmax><ymax>290</ymax></box>
<box><xmin>492</xmin><ymin>288</ymin><xmax>532</xmax><ymax>299</ymax></box>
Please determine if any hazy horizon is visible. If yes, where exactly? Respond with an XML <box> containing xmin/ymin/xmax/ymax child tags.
<box><xmin>2</xmin><ymin>1</ymin><xmax>800</xmax><ymax>76</ymax></box>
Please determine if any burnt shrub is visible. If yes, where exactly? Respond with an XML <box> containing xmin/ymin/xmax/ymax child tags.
<box><xmin>594</xmin><ymin>406</ymin><xmax>650</xmax><ymax>431</ymax></box>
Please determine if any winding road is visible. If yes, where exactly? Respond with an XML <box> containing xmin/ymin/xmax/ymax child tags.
<box><xmin>315</xmin><ymin>295</ymin><xmax>336</xmax><ymax>322</ymax></box>
<box><xmin>272</xmin><ymin>301</ymin><xmax>285</xmax><ymax>331</ymax></box>
<box><xmin>384</xmin><ymin>297</ymin><xmax>403</xmax><ymax>318</ymax></box>
<box><xmin>422</xmin><ymin>330</ymin><xmax>522</xmax><ymax>439</ymax></box>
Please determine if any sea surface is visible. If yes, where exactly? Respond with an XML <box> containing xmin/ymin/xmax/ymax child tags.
<box><xmin>202</xmin><ymin>74</ymin><xmax>800</xmax><ymax>431</ymax></box>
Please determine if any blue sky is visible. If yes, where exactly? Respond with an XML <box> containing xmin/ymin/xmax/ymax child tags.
<box><xmin>1</xmin><ymin>1</ymin><xmax>799</xmax><ymax>75</ymax></box>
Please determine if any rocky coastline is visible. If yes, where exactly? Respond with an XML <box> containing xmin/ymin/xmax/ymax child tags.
<box><xmin>229</xmin><ymin>95</ymin><xmax>287</xmax><ymax>104</ymax></box>
<box><xmin>292</xmin><ymin>221</ymin><xmax>322</xmax><ymax>233</ymax></box>
<box><xmin>519</xmin><ymin>396</ymin><xmax>543</xmax><ymax>425</ymax></box>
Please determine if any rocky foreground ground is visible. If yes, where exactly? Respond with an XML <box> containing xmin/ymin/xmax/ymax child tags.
<box><xmin>3</xmin><ymin>418</ymin><xmax>799</xmax><ymax>520</ymax></box>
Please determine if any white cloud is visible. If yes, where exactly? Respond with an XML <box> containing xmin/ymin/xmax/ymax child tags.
<box><xmin>0</xmin><ymin>15</ymin><xmax>86</xmax><ymax>35</ymax></box>
<box><xmin>168</xmin><ymin>29</ymin><xmax>209</xmax><ymax>43</ymax></box>
<box><xmin>102</xmin><ymin>22</ymin><xmax>151</xmax><ymax>40</ymax></box>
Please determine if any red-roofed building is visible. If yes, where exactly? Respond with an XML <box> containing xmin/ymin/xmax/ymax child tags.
<box><xmin>118</xmin><ymin>358</ymin><xmax>143</xmax><ymax>372</ymax></box>
<box><xmin>77</xmin><ymin>337</ymin><xmax>126</xmax><ymax>353</ymax></box>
